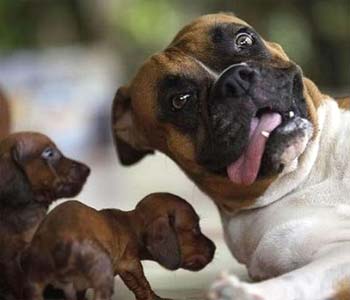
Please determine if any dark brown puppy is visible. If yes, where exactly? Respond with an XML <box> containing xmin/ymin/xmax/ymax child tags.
<box><xmin>0</xmin><ymin>132</ymin><xmax>90</xmax><ymax>300</ymax></box>
<box><xmin>23</xmin><ymin>193</ymin><xmax>216</xmax><ymax>300</ymax></box>
<box><xmin>0</xmin><ymin>89</ymin><xmax>10</xmax><ymax>140</ymax></box>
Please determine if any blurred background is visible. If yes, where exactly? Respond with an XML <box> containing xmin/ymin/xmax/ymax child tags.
<box><xmin>0</xmin><ymin>1</ymin><xmax>349</xmax><ymax>299</ymax></box>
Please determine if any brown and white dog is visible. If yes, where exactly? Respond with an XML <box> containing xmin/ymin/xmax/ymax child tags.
<box><xmin>0</xmin><ymin>132</ymin><xmax>90</xmax><ymax>300</ymax></box>
<box><xmin>112</xmin><ymin>13</ymin><xmax>350</xmax><ymax>300</ymax></box>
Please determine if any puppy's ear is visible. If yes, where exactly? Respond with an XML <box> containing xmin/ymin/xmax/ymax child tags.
<box><xmin>0</xmin><ymin>145</ymin><xmax>31</xmax><ymax>206</ymax></box>
<box><xmin>145</xmin><ymin>215</ymin><xmax>181</xmax><ymax>270</ymax></box>
<box><xmin>112</xmin><ymin>86</ymin><xmax>154</xmax><ymax>166</ymax></box>
<box><xmin>10</xmin><ymin>141</ymin><xmax>30</xmax><ymax>171</ymax></box>
<box><xmin>0</xmin><ymin>144</ymin><xmax>22</xmax><ymax>184</ymax></box>
<box><xmin>11</xmin><ymin>143</ymin><xmax>23</xmax><ymax>164</ymax></box>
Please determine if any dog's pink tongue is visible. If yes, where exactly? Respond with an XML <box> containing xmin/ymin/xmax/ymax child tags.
<box><xmin>227</xmin><ymin>113</ymin><xmax>282</xmax><ymax>185</ymax></box>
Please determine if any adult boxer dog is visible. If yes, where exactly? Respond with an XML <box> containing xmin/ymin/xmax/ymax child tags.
<box><xmin>112</xmin><ymin>13</ymin><xmax>350</xmax><ymax>300</ymax></box>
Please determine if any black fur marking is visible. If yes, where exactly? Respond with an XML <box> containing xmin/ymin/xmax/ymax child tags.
<box><xmin>157</xmin><ymin>75</ymin><xmax>201</xmax><ymax>134</ymax></box>
<box><xmin>208</xmin><ymin>24</ymin><xmax>271</xmax><ymax>72</ymax></box>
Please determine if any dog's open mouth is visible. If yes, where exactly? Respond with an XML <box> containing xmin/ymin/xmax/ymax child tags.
<box><xmin>226</xmin><ymin>107</ymin><xmax>309</xmax><ymax>185</ymax></box>
<box><xmin>226</xmin><ymin>111</ymin><xmax>281</xmax><ymax>185</ymax></box>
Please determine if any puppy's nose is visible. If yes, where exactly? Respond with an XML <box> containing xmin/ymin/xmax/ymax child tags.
<box><xmin>80</xmin><ymin>165</ymin><xmax>91</xmax><ymax>178</ymax></box>
<box><xmin>185</xmin><ymin>255</ymin><xmax>208</xmax><ymax>271</ymax></box>
<box><xmin>73</xmin><ymin>162</ymin><xmax>91</xmax><ymax>179</ymax></box>
<box><xmin>215</xmin><ymin>64</ymin><xmax>256</xmax><ymax>98</ymax></box>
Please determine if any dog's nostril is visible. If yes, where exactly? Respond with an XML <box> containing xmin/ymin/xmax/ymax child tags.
<box><xmin>237</xmin><ymin>67</ymin><xmax>255</xmax><ymax>84</ymax></box>
<box><xmin>219</xmin><ymin>65</ymin><xmax>256</xmax><ymax>98</ymax></box>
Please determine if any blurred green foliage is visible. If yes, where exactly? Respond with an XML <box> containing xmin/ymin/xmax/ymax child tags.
<box><xmin>0</xmin><ymin>0</ymin><xmax>349</xmax><ymax>91</ymax></box>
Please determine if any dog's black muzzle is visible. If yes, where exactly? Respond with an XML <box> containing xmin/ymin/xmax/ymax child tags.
<box><xmin>198</xmin><ymin>61</ymin><xmax>307</xmax><ymax>173</ymax></box>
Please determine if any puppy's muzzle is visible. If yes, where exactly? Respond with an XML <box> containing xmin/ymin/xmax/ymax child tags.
<box><xmin>55</xmin><ymin>162</ymin><xmax>90</xmax><ymax>198</ymax></box>
<box><xmin>183</xmin><ymin>237</ymin><xmax>216</xmax><ymax>271</ymax></box>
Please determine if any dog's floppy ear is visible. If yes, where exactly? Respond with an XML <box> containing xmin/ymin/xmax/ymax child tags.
<box><xmin>112</xmin><ymin>86</ymin><xmax>154</xmax><ymax>166</ymax></box>
<box><xmin>0</xmin><ymin>144</ymin><xmax>32</xmax><ymax>206</ymax></box>
<box><xmin>145</xmin><ymin>215</ymin><xmax>181</xmax><ymax>270</ymax></box>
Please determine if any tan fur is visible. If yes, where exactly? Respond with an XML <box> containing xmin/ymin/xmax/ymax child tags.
<box><xmin>337</xmin><ymin>96</ymin><xmax>350</xmax><ymax>110</ymax></box>
<box><xmin>302</xmin><ymin>77</ymin><xmax>328</xmax><ymax>137</ymax></box>
<box><xmin>334</xmin><ymin>278</ymin><xmax>350</xmax><ymax>300</ymax></box>
<box><xmin>170</xmin><ymin>13</ymin><xmax>248</xmax><ymax>54</ymax></box>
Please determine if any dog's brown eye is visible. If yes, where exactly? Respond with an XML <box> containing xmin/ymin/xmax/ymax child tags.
<box><xmin>171</xmin><ymin>93</ymin><xmax>192</xmax><ymax>111</ymax></box>
<box><xmin>235</xmin><ymin>32</ymin><xmax>254</xmax><ymax>48</ymax></box>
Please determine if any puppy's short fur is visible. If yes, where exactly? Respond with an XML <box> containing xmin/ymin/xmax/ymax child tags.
<box><xmin>23</xmin><ymin>193</ymin><xmax>216</xmax><ymax>300</ymax></box>
<box><xmin>0</xmin><ymin>132</ymin><xmax>90</xmax><ymax>300</ymax></box>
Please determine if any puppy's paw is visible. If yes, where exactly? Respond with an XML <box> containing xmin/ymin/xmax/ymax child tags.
<box><xmin>208</xmin><ymin>273</ymin><xmax>264</xmax><ymax>300</ymax></box>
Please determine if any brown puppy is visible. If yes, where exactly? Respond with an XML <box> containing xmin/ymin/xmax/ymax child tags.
<box><xmin>23</xmin><ymin>193</ymin><xmax>216</xmax><ymax>300</ymax></box>
<box><xmin>0</xmin><ymin>89</ymin><xmax>10</xmax><ymax>140</ymax></box>
<box><xmin>0</xmin><ymin>132</ymin><xmax>90</xmax><ymax>300</ymax></box>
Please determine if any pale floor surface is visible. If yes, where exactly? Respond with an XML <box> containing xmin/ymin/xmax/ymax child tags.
<box><xmin>52</xmin><ymin>146</ymin><xmax>248</xmax><ymax>300</ymax></box>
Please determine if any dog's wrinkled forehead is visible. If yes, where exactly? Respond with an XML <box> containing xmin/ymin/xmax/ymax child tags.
<box><xmin>130</xmin><ymin>13</ymin><xmax>288</xmax><ymax>98</ymax></box>
<box><xmin>170</xmin><ymin>13</ymin><xmax>249</xmax><ymax>50</ymax></box>
<box><xmin>170</xmin><ymin>13</ymin><xmax>288</xmax><ymax>64</ymax></box>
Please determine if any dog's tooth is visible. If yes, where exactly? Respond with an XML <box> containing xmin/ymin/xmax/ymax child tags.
<box><xmin>261</xmin><ymin>131</ymin><xmax>270</xmax><ymax>138</ymax></box>
<box><xmin>289</xmin><ymin>111</ymin><xmax>295</xmax><ymax>118</ymax></box>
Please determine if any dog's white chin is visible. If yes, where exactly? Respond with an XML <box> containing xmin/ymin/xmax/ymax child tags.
<box><xmin>226</xmin><ymin>113</ymin><xmax>282</xmax><ymax>185</ymax></box>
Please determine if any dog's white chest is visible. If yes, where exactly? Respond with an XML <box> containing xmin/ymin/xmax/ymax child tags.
<box><xmin>220</xmin><ymin>100</ymin><xmax>350</xmax><ymax>280</ymax></box>
<box><xmin>222</xmin><ymin>199</ymin><xmax>350</xmax><ymax>280</ymax></box>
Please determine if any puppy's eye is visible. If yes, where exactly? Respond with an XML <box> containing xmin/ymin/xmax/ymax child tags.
<box><xmin>235</xmin><ymin>32</ymin><xmax>254</xmax><ymax>49</ymax></box>
<box><xmin>42</xmin><ymin>148</ymin><xmax>56</xmax><ymax>160</ymax></box>
<box><xmin>171</xmin><ymin>93</ymin><xmax>193</xmax><ymax>111</ymax></box>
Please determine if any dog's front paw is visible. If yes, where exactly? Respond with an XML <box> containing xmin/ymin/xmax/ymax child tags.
<box><xmin>208</xmin><ymin>273</ymin><xmax>264</xmax><ymax>300</ymax></box>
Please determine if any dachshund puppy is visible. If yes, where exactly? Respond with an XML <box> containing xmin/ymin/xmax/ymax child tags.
<box><xmin>0</xmin><ymin>132</ymin><xmax>90</xmax><ymax>300</ymax></box>
<box><xmin>0</xmin><ymin>89</ymin><xmax>10</xmax><ymax>140</ymax></box>
<box><xmin>23</xmin><ymin>193</ymin><xmax>216</xmax><ymax>300</ymax></box>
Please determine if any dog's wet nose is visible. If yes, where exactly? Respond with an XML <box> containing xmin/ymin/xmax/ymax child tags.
<box><xmin>216</xmin><ymin>64</ymin><xmax>256</xmax><ymax>98</ymax></box>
